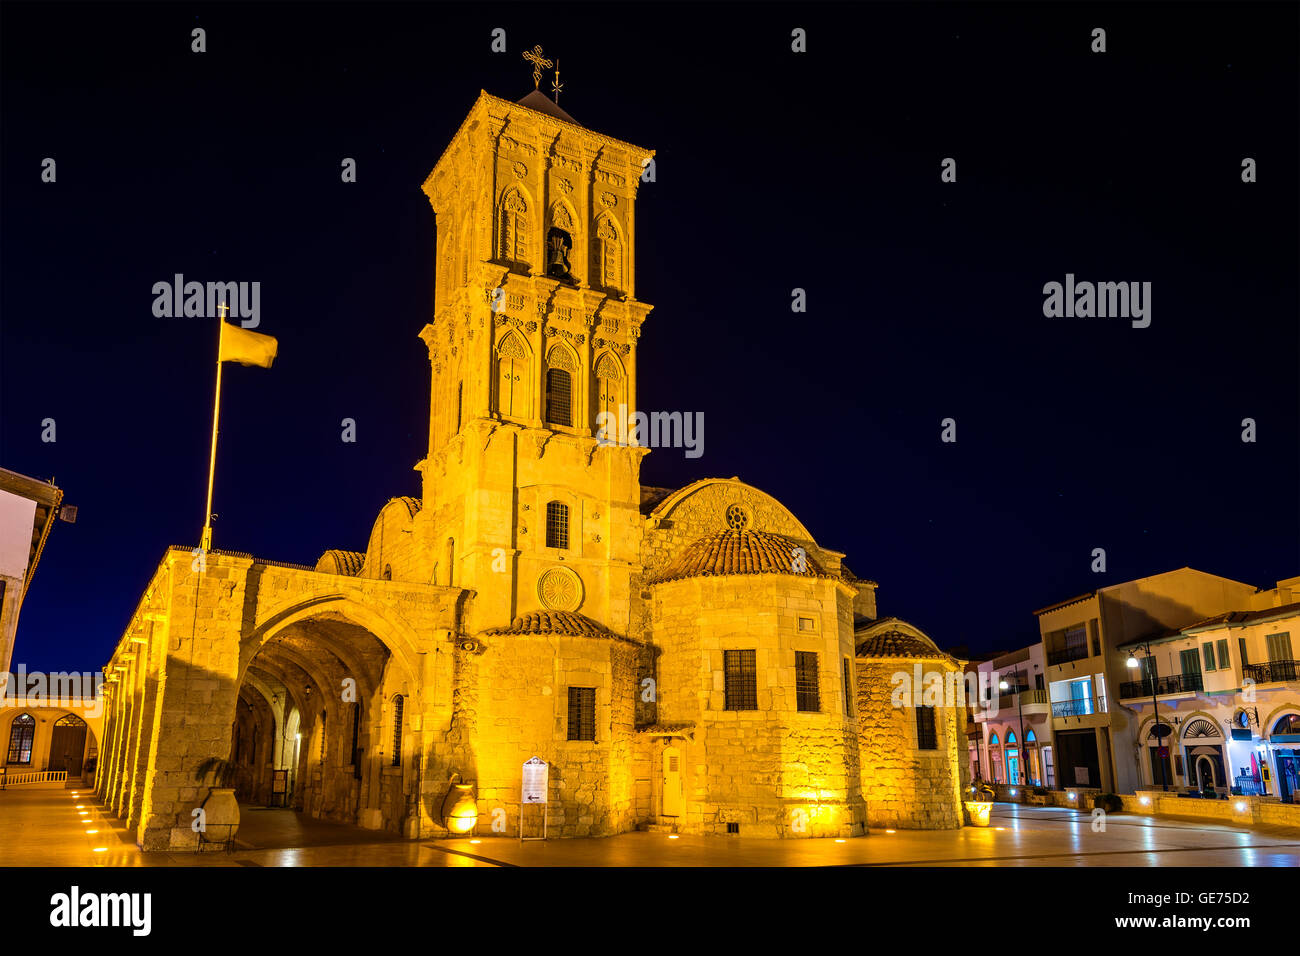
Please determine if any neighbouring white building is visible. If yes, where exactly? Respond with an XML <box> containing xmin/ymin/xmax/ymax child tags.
<box><xmin>972</xmin><ymin>643</ymin><xmax>1053</xmax><ymax>789</ymax></box>
<box><xmin>1117</xmin><ymin>579</ymin><xmax>1300</xmax><ymax>803</ymax></box>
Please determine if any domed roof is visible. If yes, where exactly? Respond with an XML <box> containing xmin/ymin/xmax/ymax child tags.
<box><xmin>315</xmin><ymin>550</ymin><xmax>364</xmax><ymax>576</ymax></box>
<box><xmin>483</xmin><ymin>610</ymin><xmax>627</xmax><ymax>641</ymax></box>
<box><xmin>855</xmin><ymin>617</ymin><xmax>953</xmax><ymax>662</ymax></box>
<box><xmin>650</xmin><ymin>529</ymin><xmax>829</xmax><ymax>585</ymax></box>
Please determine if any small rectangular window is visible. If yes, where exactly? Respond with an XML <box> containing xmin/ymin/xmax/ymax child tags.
<box><xmin>1239</xmin><ymin>637</ymin><xmax>1249</xmax><ymax>667</ymax></box>
<box><xmin>567</xmin><ymin>687</ymin><xmax>596</xmax><ymax>741</ymax></box>
<box><xmin>1216</xmin><ymin>639</ymin><xmax>1230</xmax><ymax>670</ymax></box>
<box><xmin>798</xmin><ymin>616</ymin><xmax>816</xmax><ymax>632</ymax></box>
<box><xmin>842</xmin><ymin>657</ymin><xmax>853</xmax><ymax>716</ymax></box>
<box><xmin>724</xmin><ymin>650</ymin><xmax>758</xmax><ymax>711</ymax></box>
<box><xmin>545</xmin><ymin>368</ymin><xmax>572</xmax><ymax>427</ymax></box>
<box><xmin>546</xmin><ymin>501</ymin><xmax>569</xmax><ymax>549</ymax></box>
<box><xmin>1203</xmin><ymin>643</ymin><xmax>1216</xmax><ymax>671</ymax></box>
<box><xmin>916</xmin><ymin>705</ymin><xmax>938</xmax><ymax>750</ymax></box>
<box><xmin>795</xmin><ymin>651</ymin><xmax>820</xmax><ymax>712</ymax></box>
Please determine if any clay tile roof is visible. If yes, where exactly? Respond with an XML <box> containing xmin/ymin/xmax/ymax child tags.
<box><xmin>649</xmin><ymin>529</ymin><xmax>830</xmax><ymax>585</ymax></box>
<box><xmin>315</xmin><ymin>550</ymin><xmax>365</xmax><ymax>576</ymax></box>
<box><xmin>392</xmin><ymin>496</ymin><xmax>422</xmax><ymax>518</ymax></box>
<box><xmin>484</xmin><ymin>610</ymin><xmax>619</xmax><ymax>640</ymax></box>
<box><xmin>855</xmin><ymin>619</ymin><xmax>952</xmax><ymax>662</ymax></box>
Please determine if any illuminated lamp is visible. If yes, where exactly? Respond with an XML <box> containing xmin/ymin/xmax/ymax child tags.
<box><xmin>442</xmin><ymin>776</ymin><xmax>478</xmax><ymax>834</ymax></box>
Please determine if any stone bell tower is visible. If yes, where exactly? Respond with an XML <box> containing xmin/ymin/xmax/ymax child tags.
<box><xmin>416</xmin><ymin>80</ymin><xmax>655</xmax><ymax>637</ymax></box>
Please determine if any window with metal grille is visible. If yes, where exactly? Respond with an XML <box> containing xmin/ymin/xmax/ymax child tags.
<box><xmin>391</xmin><ymin>695</ymin><xmax>404</xmax><ymax>766</ymax></box>
<box><xmin>795</xmin><ymin>651</ymin><xmax>820</xmax><ymax>712</ymax></box>
<box><xmin>567</xmin><ymin>687</ymin><xmax>596</xmax><ymax>741</ymax></box>
<box><xmin>546</xmin><ymin>501</ymin><xmax>569</xmax><ymax>549</ymax></box>
<box><xmin>545</xmin><ymin>368</ymin><xmax>572</xmax><ymax>427</ymax></box>
<box><xmin>7</xmin><ymin>713</ymin><xmax>34</xmax><ymax>764</ymax></box>
<box><xmin>842</xmin><ymin>657</ymin><xmax>853</xmax><ymax>716</ymax></box>
<box><xmin>916</xmin><ymin>705</ymin><xmax>938</xmax><ymax>750</ymax></box>
<box><xmin>726</xmin><ymin>822</ymin><xmax>740</xmax><ymax>834</ymax></box>
<box><xmin>723</xmin><ymin>650</ymin><xmax>758</xmax><ymax>710</ymax></box>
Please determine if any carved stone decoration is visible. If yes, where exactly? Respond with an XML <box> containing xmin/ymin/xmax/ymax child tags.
<box><xmin>594</xmin><ymin>352</ymin><xmax>624</xmax><ymax>381</ymax></box>
<box><xmin>546</xmin><ymin>345</ymin><xmax>577</xmax><ymax>372</ymax></box>
<box><xmin>725</xmin><ymin>503</ymin><xmax>751</xmax><ymax>531</ymax></box>
<box><xmin>600</xmin><ymin>191</ymin><xmax>617</xmax><ymax>208</ymax></box>
<box><xmin>558</xmin><ymin>177</ymin><xmax>574</xmax><ymax>194</ymax></box>
<box><xmin>537</xmin><ymin>566</ymin><xmax>584</xmax><ymax>612</ymax></box>
<box><xmin>530</xmin><ymin>430</ymin><xmax>553</xmax><ymax>459</ymax></box>
<box><xmin>525</xmin><ymin>320</ymin><xmax>538</xmax><ymax>333</ymax></box>
<box><xmin>513</xmin><ymin>161</ymin><xmax>528</xmax><ymax>179</ymax></box>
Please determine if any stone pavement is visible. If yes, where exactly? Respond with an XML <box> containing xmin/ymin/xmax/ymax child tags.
<box><xmin>2</xmin><ymin>787</ymin><xmax>1297</xmax><ymax>867</ymax></box>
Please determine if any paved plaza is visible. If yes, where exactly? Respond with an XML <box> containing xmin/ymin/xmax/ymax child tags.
<box><xmin>2</xmin><ymin>787</ymin><xmax>1298</xmax><ymax>867</ymax></box>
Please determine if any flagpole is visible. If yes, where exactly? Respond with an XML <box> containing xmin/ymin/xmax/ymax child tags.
<box><xmin>200</xmin><ymin>306</ymin><xmax>227</xmax><ymax>552</ymax></box>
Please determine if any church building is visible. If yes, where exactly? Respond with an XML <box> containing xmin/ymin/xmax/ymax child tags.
<box><xmin>97</xmin><ymin>78</ymin><xmax>967</xmax><ymax>849</ymax></box>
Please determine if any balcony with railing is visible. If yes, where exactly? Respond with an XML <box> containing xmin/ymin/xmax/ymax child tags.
<box><xmin>1118</xmin><ymin>673</ymin><xmax>1204</xmax><ymax>700</ymax></box>
<box><xmin>1047</xmin><ymin>644</ymin><xmax>1091</xmax><ymax>667</ymax></box>
<box><xmin>975</xmin><ymin>688</ymin><xmax>1049</xmax><ymax>719</ymax></box>
<box><xmin>1244</xmin><ymin>660</ymin><xmax>1300</xmax><ymax>685</ymax></box>
<box><xmin>1051</xmin><ymin>696</ymin><xmax>1106</xmax><ymax>718</ymax></box>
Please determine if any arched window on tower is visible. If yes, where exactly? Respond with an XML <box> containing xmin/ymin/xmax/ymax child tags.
<box><xmin>594</xmin><ymin>352</ymin><xmax>624</xmax><ymax>435</ymax></box>
<box><xmin>594</xmin><ymin>216</ymin><xmax>622</xmax><ymax>291</ymax></box>
<box><xmin>7</xmin><ymin>714</ymin><xmax>35</xmax><ymax>765</ymax></box>
<box><xmin>545</xmin><ymin>348</ymin><xmax>576</xmax><ymax>428</ymax></box>
<box><xmin>499</xmin><ymin>189</ymin><xmax>529</xmax><ymax>266</ymax></box>
<box><xmin>495</xmin><ymin>334</ymin><xmax>528</xmax><ymax>420</ymax></box>
<box><xmin>546</xmin><ymin>501</ymin><xmax>569</xmax><ymax>549</ymax></box>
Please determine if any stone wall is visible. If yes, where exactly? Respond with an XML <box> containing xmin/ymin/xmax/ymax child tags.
<box><xmin>856</xmin><ymin>659</ymin><xmax>964</xmax><ymax>829</ymax></box>
<box><xmin>651</xmin><ymin>574</ymin><xmax>865</xmax><ymax>837</ymax></box>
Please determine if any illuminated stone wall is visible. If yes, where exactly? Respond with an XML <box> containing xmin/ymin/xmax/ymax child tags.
<box><xmin>430</xmin><ymin>632</ymin><xmax>639</xmax><ymax>838</ymax></box>
<box><xmin>856</xmin><ymin>658</ymin><xmax>964</xmax><ymax>829</ymax></box>
<box><xmin>651</xmin><ymin>574</ymin><xmax>865</xmax><ymax>838</ymax></box>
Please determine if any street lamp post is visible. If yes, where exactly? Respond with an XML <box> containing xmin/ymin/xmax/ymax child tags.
<box><xmin>1127</xmin><ymin>642</ymin><xmax>1169</xmax><ymax>791</ymax></box>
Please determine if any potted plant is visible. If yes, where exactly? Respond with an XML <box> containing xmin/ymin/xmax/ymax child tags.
<box><xmin>965</xmin><ymin>782</ymin><xmax>996</xmax><ymax>827</ymax></box>
<box><xmin>193</xmin><ymin>757</ymin><xmax>241</xmax><ymax>844</ymax></box>
<box><xmin>1092</xmin><ymin>792</ymin><xmax>1122</xmax><ymax>813</ymax></box>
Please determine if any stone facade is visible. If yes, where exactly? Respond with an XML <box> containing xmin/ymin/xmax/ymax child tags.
<box><xmin>98</xmin><ymin>86</ymin><xmax>965</xmax><ymax>849</ymax></box>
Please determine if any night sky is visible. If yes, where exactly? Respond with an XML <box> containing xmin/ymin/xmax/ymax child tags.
<box><xmin>2</xmin><ymin>2</ymin><xmax>1296</xmax><ymax>674</ymax></box>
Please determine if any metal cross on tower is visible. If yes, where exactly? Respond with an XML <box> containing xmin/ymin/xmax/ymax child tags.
<box><xmin>523</xmin><ymin>45</ymin><xmax>553</xmax><ymax>90</ymax></box>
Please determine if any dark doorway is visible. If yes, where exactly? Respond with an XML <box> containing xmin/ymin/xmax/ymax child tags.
<box><xmin>1054</xmin><ymin>729</ymin><xmax>1100</xmax><ymax>788</ymax></box>
<box><xmin>49</xmin><ymin>715</ymin><xmax>87</xmax><ymax>775</ymax></box>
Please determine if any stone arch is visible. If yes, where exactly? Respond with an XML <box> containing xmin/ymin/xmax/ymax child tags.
<box><xmin>648</xmin><ymin>478</ymin><xmax>817</xmax><ymax>541</ymax></box>
<box><xmin>1263</xmin><ymin>702</ymin><xmax>1300</xmax><ymax>738</ymax></box>
<box><xmin>549</xmin><ymin>197</ymin><xmax>578</xmax><ymax>234</ymax></box>
<box><xmin>497</xmin><ymin>184</ymin><xmax>534</xmax><ymax>266</ymax></box>
<box><xmin>361</xmin><ymin>497</ymin><xmax>422</xmax><ymax>580</ymax></box>
<box><xmin>240</xmin><ymin>593</ymin><xmax>422</xmax><ymax>695</ymax></box>
<box><xmin>592</xmin><ymin>212</ymin><xmax>624</xmax><ymax>291</ymax></box>
<box><xmin>495</xmin><ymin>331</ymin><xmax>532</xmax><ymax>420</ymax></box>
<box><xmin>545</xmin><ymin>342</ymin><xmax>579</xmax><ymax>428</ymax></box>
